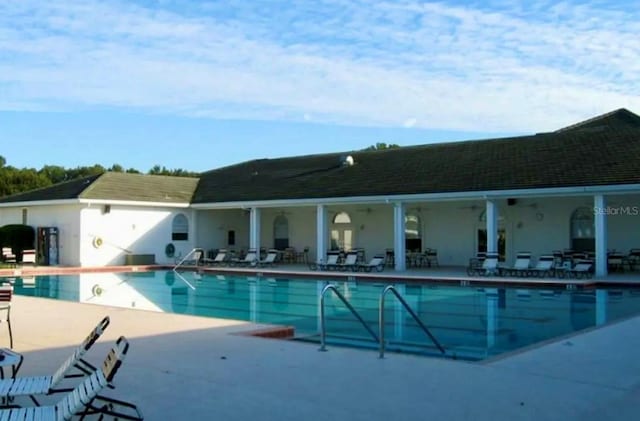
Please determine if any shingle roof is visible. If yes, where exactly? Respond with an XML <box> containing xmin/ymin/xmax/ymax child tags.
<box><xmin>193</xmin><ymin>108</ymin><xmax>640</xmax><ymax>203</ymax></box>
<box><xmin>0</xmin><ymin>172</ymin><xmax>199</xmax><ymax>204</ymax></box>
<box><xmin>2</xmin><ymin>109</ymin><xmax>639</xmax><ymax>206</ymax></box>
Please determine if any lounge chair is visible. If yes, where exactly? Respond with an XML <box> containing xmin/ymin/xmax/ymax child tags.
<box><xmin>0</xmin><ymin>286</ymin><xmax>12</xmax><ymax>349</ymax></box>
<box><xmin>335</xmin><ymin>251</ymin><xmax>358</xmax><ymax>271</ymax></box>
<box><xmin>21</xmin><ymin>249</ymin><xmax>36</xmax><ymax>266</ymax></box>
<box><xmin>257</xmin><ymin>249</ymin><xmax>278</xmax><ymax>267</ymax></box>
<box><xmin>567</xmin><ymin>259</ymin><xmax>593</xmax><ymax>279</ymax></box>
<box><xmin>503</xmin><ymin>252</ymin><xmax>532</xmax><ymax>277</ymax></box>
<box><xmin>0</xmin><ymin>316</ymin><xmax>110</xmax><ymax>405</ymax></box>
<box><xmin>467</xmin><ymin>253</ymin><xmax>499</xmax><ymax>276</ymax></box>
<box><xmin>310</xmin><ymin>252</ymin><xmax>340</xmax><ymax>271</ymax></box>
<box><xmin>529</xmin><ymin>255</ymin><xmax>555</xmax><ymax>278</ymax></box>
<box><xmin>1</xmin><ymin>248</ymin><xmax>16</xmax><ymax>267</ymax></box>
<box><xmin>208</xmin><ymin>249</ymin><xmax>228</xmax><ymax>266</ymax></box>
<box><xmin>356</xmin><ymin>255</ymin><xmax>385</xmax><ymax>272</ymax></box>
<box><xmin>230</xmin><ymin>249</ymin><xmax>258</xmax><ymax>267</ymax></box>
<box><xmin>0</xmin><ymin>336</ymin><xmax>143</xmax><ymax>421</ymax></box>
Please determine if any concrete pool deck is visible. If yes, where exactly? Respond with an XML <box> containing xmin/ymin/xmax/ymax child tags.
<box><xmin>7</xmin><ymin>294</ymin><xmax>640</xmax><ymax>420</ymax></box>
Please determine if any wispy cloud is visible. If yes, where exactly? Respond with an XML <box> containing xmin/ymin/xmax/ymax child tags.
<box><xmin>0</xmin><ymin>0</ymin><xmax>638</xmax><ymax>132</ymax></box>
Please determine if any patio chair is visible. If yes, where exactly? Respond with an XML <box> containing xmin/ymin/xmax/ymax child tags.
<box><xmin>567</xmin><ymin>259</ymin><xmax>594</xmax><ymax>279</ymax></box>
<box><xmin>0</xmin><ymin>286</ymin><xmax>13</xmax><ymax>349</ymax></box>
<box><xmin>257</xmin><ymin>249</ymin><xmax>278</xmax><ymax>267</ymax></box>
<box><xmin>335</xmin><ymin>251</ymin><xmax>358</xmax><ymax>271</ymax></box>
<box><xmin>230</xmin><ymin>249</ymin><xmax>258</xmax><ymax>267</ymax></box>
<box><xmin>503</xmin><ymin>252</ymin><xmax>531</xmax><ymax>277</ymax></box>
<box><xmin>468</xmin><ymin>253</ymin><xmax>499</xmax><ymax>276</ymax></box>
<box><xmin>310</xmin><ymin>252</ymin><xmax>340</xmax><ymax>271</ymax></box>
<box><xmin>21</xmin><ymin>249</ymin><xmax>36</xmax><ymax>266</ymax></box>
<box><xmin>0</xmin><ymin>315</ymin><xmax>110</xmax><ymax>405</ymax></box>
<box><xmin>528</xmin><ymin>255</ymin><xmax>555</xmax><ymax>278</ymax></box>
<box><xmin>1</xmin><ymin>248</ymin><xmax>16</xmax><ymax>267</ymax></box>
<box><xmin>424</xmin><ymin>248</ymin><xmax>439</xmax><ymax>267</ymax></box>
<box><xmin>208</xmin><ymin>249</ymin><xmax>228</xmax><ymax>266</ymax></box>
<box><xmin>356</xmin><ymin>255</ymin><xmax>385</xmax><ymax>272</ymax></box>
<box><xmin>0</xmin><ymin>336</ymin><xmax>143</xmax><ymax>421</ymax></box>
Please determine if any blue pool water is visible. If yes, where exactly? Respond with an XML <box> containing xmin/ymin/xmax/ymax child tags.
<box><xmin>8</xmin><ymin>271</ymin><xmax>640</xmax><ymax>360</ymax></box>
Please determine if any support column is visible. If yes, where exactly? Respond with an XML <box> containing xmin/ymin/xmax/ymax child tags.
<box><xmin>393</xmin><ymin>202</ymin><xmax>406</xmax><ymax>271</ymax></box>
<box><xmin>486</xmin><ymin>200</ymin><xmax>498</xmax><ymax>254</ymax></box>
<box><xmin>316</xmin><ymin>204</ymin><xmax>327</xmax><ymax>263</ymax></box>
<box><xmin>249</xmin><ymin>207</ymin><xmax>261</xmax><ymax>251</ymax></box>
<box><xmin>594</xmin><ymin>195</ymin><xmax>608</xmax><ymax>277</ymax></box>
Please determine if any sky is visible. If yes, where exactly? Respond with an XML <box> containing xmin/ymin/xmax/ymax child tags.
<box><xmin>1</xmin><ymin>0</ymin><xmax>638</xmax><ymax>173</ymax></box>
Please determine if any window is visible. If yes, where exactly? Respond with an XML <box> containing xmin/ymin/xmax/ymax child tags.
<box><xmin>273</xmin><ymin>215</ymin><xmax>289</xmax><ymax>250</ymax></box>
<box><xmin>171</xmin><ymin>214</ymin><xmax>189</xmax><ymax>241</ymax></box>
<box><xmin>331</xmin><ymin>211</ymin><xmax>353</xmax><ymax>250</ymax></box>
<box><xmin>570</xmin><ymin>207</ymin><xmax>594</xmax><ymax>252</ymax></box>
<box><xmin>405</xmin><ymin>213</ymin><xmax>422</xmax><ymax>252</ymax></box>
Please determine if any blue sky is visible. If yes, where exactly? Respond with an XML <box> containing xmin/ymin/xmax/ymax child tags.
<box><xmin>1</xmin><ymin>0</ymin><xmax>638</xmax><ymax>173</ymax></box>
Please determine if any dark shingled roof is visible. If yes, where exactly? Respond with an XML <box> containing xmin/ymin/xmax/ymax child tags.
<box><xmin>0</xmin><ymin>172</ymin><xmax>199</xmax><ymax>204</ymax></box>
<box><xmin>2</xmin><ymin>109</ymin><xmax>639</xmax><ymax>206</ymax></box>
<box><xmin>193</xmin><ymin>108</ymin><xmax>640</xmax><ymax>203</ymax></box>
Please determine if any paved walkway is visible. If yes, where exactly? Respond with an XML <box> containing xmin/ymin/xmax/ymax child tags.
<box><xmin>7</xmin><ymin>294</ymin><xmax>640</xmax><ymax>420</ymax></box>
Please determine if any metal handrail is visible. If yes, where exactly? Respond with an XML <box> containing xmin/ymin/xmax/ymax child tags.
<box><xmin>379</xmin><ymin>285</ymin><xmax>445</xmax><ymax>358</ymax></box>
<box><xmin>173</xmin><ymin>248</ymin><xmax>203</xmax><ymax>271</ymax></box>
<box><xmin>319</xmin><ymin>284</ymin><xmax>379</xmax><ymax>351</ymax></box>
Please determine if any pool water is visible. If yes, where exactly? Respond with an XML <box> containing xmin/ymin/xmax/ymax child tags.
<box><xmin>9</xmin><ymin>271</ymin><xmax>640</xmax><ymax>360</ymax></box>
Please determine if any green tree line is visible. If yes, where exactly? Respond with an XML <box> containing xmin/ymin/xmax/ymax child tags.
<box><xmin>0</xmin><ymin>155</ymin><xmax>199</xmax><ymax>197</ymax></box>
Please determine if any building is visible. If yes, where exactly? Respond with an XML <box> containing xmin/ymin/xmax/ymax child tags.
<box><xmin>1</xmin><ymin>108</ymin><xmax>639</xmax><ymax>276</ymax></box>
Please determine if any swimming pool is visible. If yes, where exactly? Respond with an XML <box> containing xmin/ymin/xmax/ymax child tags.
<box><xmin>8</xmin><ymin>271</ymin><xmax>640</xmax><ymax>360</ymax></box>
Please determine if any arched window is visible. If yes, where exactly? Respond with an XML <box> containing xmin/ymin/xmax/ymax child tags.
<box><xmin>405</xmin><ymin>214</ymin><xmax>422</xmax><ymax>252</ymax></box>
<box><xmin>570</xmin><ymin>207</ymin><xmax>594</xmax><ymax>252</ymax></box>
<box><xmin>172</xmin><ymin>214</ymin><xmax>189</xmax><ymax>241</ymax></box>
<box><xmin>331</xmin><ymin>211</ymin><xmax>353</xmax><ymax>250</ymax></box>
<box><xmin>333</xmin><ymin>212</ymin><xmax>351</xmax><ymax>224</ymax></box>
<box><xmin>273</xmin><ymin>215</ymin><xmax>289</xmax><ymax>250</ymax></box>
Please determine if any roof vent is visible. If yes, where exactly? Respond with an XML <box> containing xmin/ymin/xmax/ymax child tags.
<box><xmin>342</xmin><ymin>155</ymin><xmax>355</xmax><ymax>167</ymax></box>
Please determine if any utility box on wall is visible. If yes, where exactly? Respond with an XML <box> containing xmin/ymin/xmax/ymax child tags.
<box><xmin>124</xmin><ymin>254</ymin><xmax>156</xmax><ymax>265</ymax></box>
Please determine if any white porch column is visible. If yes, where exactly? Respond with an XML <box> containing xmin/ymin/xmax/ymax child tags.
<box><xmin>486</xmin><ymin>200</ymin><xmax>498</xmax><ymax>254</ymax></box>
<box><xmin>316</xmin><ymin>204</ymin><xmax>328</xmax><ymax>263</ymax></box>
<box><xmin>249</xmin><ymin>207</ymin><xmax>261</xmax><ymax>250</ymax></box>
<box><xmin>393</xmin><ymin>202</ymin><xmax>406</xmax><ymax>271</ymax></box>
<box><xmin>594</xmin><ymin>195</ymin><xmax>608</xmax><ymax>277</ymax></box>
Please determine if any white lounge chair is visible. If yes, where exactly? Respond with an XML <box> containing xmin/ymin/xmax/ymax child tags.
<box><xmin>208</xmin><ymin>249</ymin><xmax>228</xmax><ymax>266</ymax></box>
<box><xmin>0</xmin><ymin>336</ymin><xmax>143</xmax><ymax>421</ymax></box>
<box><xmin>468</xmin><ymin>253</ymin><xmax>499</xmax><ymax>276</ymax></box>
<box><xmin>258</xmin><ymin>250</ymin><xmax>278</xmax><ymax>267</ymax></box>
<box><xmin>529</xmin><ymin>255</ymin><xmax>555</xmax><ymax>278</ymax></box>
<box><xmin>230</xmin><ymin>249</ymin><xmax>258</xmax><ymax>267</ymax></box>
<box><xmin>503</xmin><ymin>252</ymin><xmax>532</xmax><ymax>277</ymax></box>
<box><xmin>357</xmin><ymin>255</ymin><xmax>385</xmax><ymax>272</ymax></box>
<box><xmin>1</xmin><ymin>248</ymin><xmax>16</xmax><ymax>267</ymax></box>
<box><xmin>21</xmin><ymin>249</ymin><xmax>37</xmax><ymax>265</ymax></box>
<box><xmin>336</xmin><ymin>251</ymin><xmax>359</xmax><ymax>271</ymax></box>
<box><xmin>0</xmin><ymin>316</ymin><xmax>110</xmax><ymax>405</ymax></box>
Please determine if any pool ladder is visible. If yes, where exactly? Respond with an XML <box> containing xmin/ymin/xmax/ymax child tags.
<box><xmin>319</xmin><ymin>284</ymin><xmax>446</xmax><ymax>358</ymax></box>
<box><xmin>173</xmin><ymin>248</ymin><xmax>203</xmax><ymax>271</ymax></box>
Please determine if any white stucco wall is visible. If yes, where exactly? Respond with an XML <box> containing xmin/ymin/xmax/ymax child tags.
<box><xmin>80</xmin><ymin>204</ymin><xmax>195</xmax><ymax>266</ymax></box>
<box><xmin>195</xmin><ymin>209</ymin><xmax>250</xmax><ymax>254</ymax></box>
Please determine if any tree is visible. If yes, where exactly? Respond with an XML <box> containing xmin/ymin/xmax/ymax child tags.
<box><xmin>363</xmin><ymin>142</ymin><xmax>400</xmax><ymax>151</ymax></box>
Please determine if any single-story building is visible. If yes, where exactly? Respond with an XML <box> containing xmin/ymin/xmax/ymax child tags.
<box><xmin>1</xmin><ymin>108</ymin><xmax>639</xmax><ymax>276</ymax></box>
